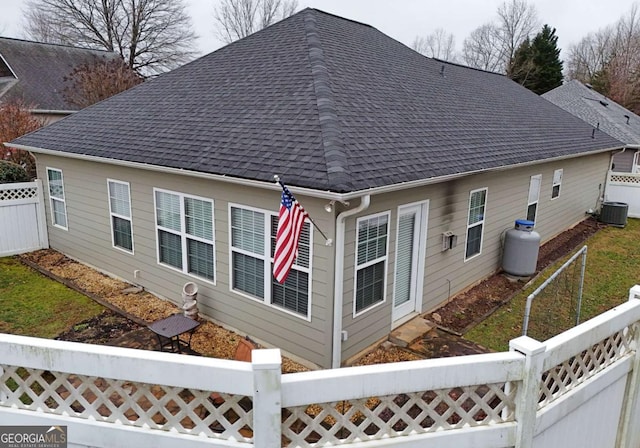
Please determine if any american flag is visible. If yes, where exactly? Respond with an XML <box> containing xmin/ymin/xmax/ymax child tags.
<box><xmin>273</xmin><ymin>183</ymin><xmax>309</xmax><ymax>283</ymax></box>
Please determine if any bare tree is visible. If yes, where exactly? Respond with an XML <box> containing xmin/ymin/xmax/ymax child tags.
<box><xmin>497</xmin><ymin>0</ymin><xmax>539</xmax><ymax>74</ymax></box>
<box><xmin>461</xmin><ymin>0</ymin><xmax>537</xmax><ymax>73</ymax></box>
<box><xmin>214</xmin><ymin>0</ymin><xmax>298</xmax><ymax>44</ymax></box>
<box><xmin>566</xmin><ymin>28</ymin><xmax>614</xmax><ymax>82</ymax></box>
<box><xmin>462</xmin><ymin>24</ymin><xmax>504</xmax><ymax>72</ymax></box>
<box><xmin>0</xmin><ymin>99</ymin><xmax>44</xmax><ymax>179</ymax></box>
<box><xmin>23</xmin><ymin>0</ymin><xmax>198</xmax><ymax>75</ymax></box>
<box><xmin>412</xmin><ymin>29</ymin><xmax>457</xmax><ymax>62</ymax></box>
<box><xmin>567</xmin><ymin>4</ymin><xmax>640</xmax><ymax>112</ymax></box>
<box><xmin>63</xmin><ymin>57</ymin><xmax>143</xmax><ymax>108</ymax></box>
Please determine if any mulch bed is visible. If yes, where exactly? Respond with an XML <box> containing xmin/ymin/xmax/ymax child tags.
<box><xmin>426</xmin><ymin>218</ymin><xmax>606</xmax><ymax>334</ymax></box>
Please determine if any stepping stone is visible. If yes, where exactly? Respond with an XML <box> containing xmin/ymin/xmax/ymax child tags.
<box><xmin>389</xmin><ymin>317</ymin><xmax>434</xmax><ymax>347</ymax></box>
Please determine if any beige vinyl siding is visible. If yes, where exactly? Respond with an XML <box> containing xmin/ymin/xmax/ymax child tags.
<box><xmin>36</xmin><ymin>155</ymin><xmax>335</xmax><ymax>368</ymax></box>
<box><xmin>341</xmin><ymin>153</ymin><xmax>611</xmax><ymax>362</ymax></box>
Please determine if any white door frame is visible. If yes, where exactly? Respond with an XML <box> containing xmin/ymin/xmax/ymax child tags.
<box><xmin>392</xmin><ymin>200</ymin><xmax>428</xmax><ymax>325</ymax></box>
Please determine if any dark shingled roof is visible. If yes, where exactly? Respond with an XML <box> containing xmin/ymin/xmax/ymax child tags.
<box><xmin>11</xmin><ymin>9</ymin><xmax>623</xmax><ymax>193</ymax></box>
<box><xmin>543</xmin><ymin>79</ymin><xmax>640</xmax><ymax>145</ymax></box>
<box><xmin>0</xmin><ymin>37</ymin><xmax>117</xmax><ymax>111</ymax></box>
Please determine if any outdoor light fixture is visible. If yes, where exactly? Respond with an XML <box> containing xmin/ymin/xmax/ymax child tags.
<box><xmin>324</xmin><ymin>200</ymin><xmax>349</xmax><ymax>213</ymax></box>
<box><xmin>324</xmin><ymin>201</ymin><xmax>335</xmax><ymax>213</ymax></box>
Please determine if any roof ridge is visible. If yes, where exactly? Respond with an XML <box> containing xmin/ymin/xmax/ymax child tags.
<box><xmin>0</xmin><ymin>36</ymin><xmax>115</xmax><ymax>55</ymax></box>
<box><xmin>303</xmin><ymin>10</ymin><xmax>352</xmax><ymax>192</ymax></box>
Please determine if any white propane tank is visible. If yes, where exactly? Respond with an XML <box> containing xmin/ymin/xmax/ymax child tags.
<box><xmin>502</xmin><ymin>219</ymin><xmax>541</xmax><ymax>277</ymax></box>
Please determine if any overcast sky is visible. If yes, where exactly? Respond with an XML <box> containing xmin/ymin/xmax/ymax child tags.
<box><xmin>1</xmin><ymin>0</ymin><xmax>638</xmax><ymax>60</ymax></box>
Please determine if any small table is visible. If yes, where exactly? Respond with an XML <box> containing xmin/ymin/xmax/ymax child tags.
<box><xmin>148</xmin><ymin>314</ymin><xmax>200</xmax><ymax>353</ymax></box>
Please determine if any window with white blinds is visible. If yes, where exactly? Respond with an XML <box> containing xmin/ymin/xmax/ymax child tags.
<box><xmin>552</xmin><ymin>169</ymin><xmax>563</xmax><ymax>199</ymax></box>
<box><xmin>47</xmin><ymin>168</ymin><xmax>68</xmax><ymax>229</ymax></box>
<box><xmin>108</xmin><ymin>180</ymin><xmax>133</xmax><ymax>252</ymax></box>
<box><xmin>394</xmin><ymin>212</ymin><xmax>415</xmax><ymax>308</ymax></box>
<box><xmin>154</xmin><ymin>189</ymin><xmax>215</xmax><ymax>282</ymax></box>
<box><xmin>527</xmin><ymin>174</ymin><xmax>542</xmax><ymax>222</ymax></box>
<box><xmin>230</xmin><ymin>204</ymin><xmax>312</xmax><ymax>320</ymax></box>
<box><xmin>465</xmin><ymin>188</ymin><xmax>487</xmax><ymax>260</ymax></box>
<box><xmin>355</xmin><ymin>212</ymin><xmax>389</xmax><ymax>315</ymax></box>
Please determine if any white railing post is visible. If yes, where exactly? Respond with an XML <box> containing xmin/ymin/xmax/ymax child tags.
<box><xmin>252</xmin><ymin>349</ymin><xmax>282</xmax><ymax>448</ymax></box>
<box><xmin>0</xmin><ymin>366</ymin><xmax>6</xmax><ymax>403</ymax></box>
<box><xmin>617</xmin><ymin>287</ymin><xmax>640</xmax><ymax>448</ymax></box>
<box><xmin>628</xmin><ymin>284</ymin><xmax>640</xmax><ymax>301</ymax></box>
<box><xmin>510</xmin><ymin>336</ymin><xmax>546</xmax><ymax>448</ymax></box>
<box><xmin>34</xmin><ymin>179</ymin><xmax>49</xmax><ymax>249</ymax></box>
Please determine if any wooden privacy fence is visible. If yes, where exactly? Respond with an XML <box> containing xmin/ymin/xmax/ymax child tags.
<box><xmin>0</xmin><ymin>180</ymin><xmax>48</xmax><ymax>256</ymax></box>
<box><xmin>1</xmin><ymin>286</ymin><xmax>639</xmax><ymax>448</ymax></box>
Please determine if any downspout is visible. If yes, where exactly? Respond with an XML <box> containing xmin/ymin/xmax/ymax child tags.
<box><xmin>332</xmin><ymin>195</ymin><xmax>370</xmax><ymax>369</ymax></box>
<box><xmin>603</xmin><ymin>146</ymin><xmax>628</xmax><ymax>206</ymax></box>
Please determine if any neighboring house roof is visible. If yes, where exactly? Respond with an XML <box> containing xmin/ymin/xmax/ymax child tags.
<box><xmin>9</xmin><ymin>9</ymin><xmax>622</xmax><ymax>193</ymax></box>
<box><xmin>543</xmin><ymin>79</ymin><xmax>640</xmax><ymax>146</ymax></box>
<box><xmin>0</xmin><ymin>37</ymin><xmax>117</xmax><ymax>112</ymax></box>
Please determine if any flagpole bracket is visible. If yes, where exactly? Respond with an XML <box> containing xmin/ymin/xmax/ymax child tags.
<box><xmin>325</xmin><ymin>239</ymin><xmax>333</xmax><ymax>246</ymax></box>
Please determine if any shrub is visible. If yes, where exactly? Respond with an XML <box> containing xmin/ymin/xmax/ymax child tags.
<box><xmin>0</xmin><ymin>160</ymin><xmax>30</xmax><ymax>183</ymax></box>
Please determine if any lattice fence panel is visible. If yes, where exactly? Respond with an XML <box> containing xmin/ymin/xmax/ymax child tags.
<box><xmin>539</xmin><ymin>326</ymin><xmax>636</xmax><ymax>409</ymax></box>
<box><xmin>0</xmin><ymin>186</ymin><xmax>38</xmax><ymax>202</ymax></box>
<box><xmin>282</xmin><ymin>382</ymin><xmax>516</xmax><ymax>446</ymax></box>
<box><xmin>610</xmin><ymin>174</ymin><xmax>640</xmax><ymax>184</ymax></box>
<box><xmin>0</xmin><ymin>366</ymin><xmax>253</xmax><ymax>442</ymax></box>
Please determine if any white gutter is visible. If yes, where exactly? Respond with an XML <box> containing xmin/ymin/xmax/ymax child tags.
<box><xmin>5</xmin><ymin>143</ymin><xmax>624</xmax><ymax>202</ymax></box>
<box><xmin>332</xmin><ymin>195</ymin><xmax>370</xmax><ymax>368</ymax></box>
<box><xmin>30</xmin><ymin>109</ymin><xmax>75</xmax><ymax>115</ymax></box>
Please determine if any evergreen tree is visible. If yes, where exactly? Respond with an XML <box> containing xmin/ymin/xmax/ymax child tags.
<box><xmin>509</xmin><ymin>25</ymin><xmax>563</xmax><ymax>94</ymax></box>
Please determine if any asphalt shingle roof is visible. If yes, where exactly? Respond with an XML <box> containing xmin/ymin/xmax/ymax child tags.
<box><xmin>543</xmin><ymin>79</ymin><xmax>640</xmax><ymax>145</ymax></box>
<box><xmin>11</xmin><ymin>9</ymin><xmax>623</xmax><ymax>193</ymax></box>
<box><xmin>0</xmin><ymin>37</ymin><xmax>117</xmax><ymax>111</ymax></box>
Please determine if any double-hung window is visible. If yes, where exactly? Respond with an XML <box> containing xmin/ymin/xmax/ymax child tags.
<box><xmin>47</xmin><ymin>167</ymin><xmax>67</xmax><ymax>229</ymax></box>
<box><xmin>230</xmin><ymin>205</ymin><xmax>312</xmax><ymax>319</ymax></box>
<box><xmin>551</xmin><ymin>169</ymin><xmax>563</xmax><ymax>199</ymax></box>
<box><xmin>465</xmin><ymin>188</ymin><xmax>487</xmax><ymax>260</ymax></box>
<box><xmin>527</xmin><ymin>174</ymin><xmax>542</xmax><ymax>222</ymax></box>
<box><xmin>108</xmin><ymin>180</ymin><xmax>133</xmax><ymax>252</ymax></box>
<box><xmin>354</xmin><ymin>212</ymin><xmax>389</xmax><ymax>315</ymax></box>
<box><xmin>154</xmin><ymin>189</ymin><xmax>215</xmax><ymax>282</ymax></box>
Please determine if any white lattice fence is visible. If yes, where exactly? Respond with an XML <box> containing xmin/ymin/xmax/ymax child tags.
<box><xmin>539</xmin><ymin>327</ymin><xmax>635</xmax><ymax>409</ymax></box>
<box><xmin>0</xmin><ymin>180</ymin><xmax>48</xmax><ymax>256</ymax></box>
<box><xmin>606</xmin><ymin>171</ymin><xmax>640</xmax><ymax>218</ymax></box>
<box><xmin>281</xmin><ymin>383</ymin><xmax>516</xmax><ymax>446</ymax></box>
<box><xmin>1</xmin><ymin>291</ymin><xmax>640</xmax><ymax>448</ymax></box>
<box><xmin>1</xmin><ymin>367</ymin><xmax>253</xmax><ymax>440</ymax></box>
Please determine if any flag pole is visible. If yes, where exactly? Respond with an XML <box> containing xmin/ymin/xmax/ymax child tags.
<box><xmin>274</xmin><ymin>175</ymin><xmax>333</xmax><ymax>246</ymax></box>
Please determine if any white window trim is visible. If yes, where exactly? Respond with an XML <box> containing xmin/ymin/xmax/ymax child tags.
<box><xmin>46</xmin><ymin>167</ymin><xmax>68</xmax><ymax>230</ymax></box>
<box><xmin>353</xmin><ymin>210</ymin><xmax>390</xmax><ymax>318</ymax></box>
<box><xmin>107</xmin><ymin>179</ymin><xmax>134</xmax><ymax>254</ymax></box>
<box><xmin>527</xmin><ymin>174</ymin><xmax>542</xmax><ymax>221</ymax></box>
<box><xmin>632</xmin><ymin>151</ymin><xmax>640</xmax><ymax>173</ymax></box>
<box><xmin>464</xmin><ymin>187</ymin><xmax>488</xmax><ymax>262</ymax></box>
<box><xmin>551</xmin><ymin>169</ymin><xmax>563</xmax><ymax>199</ymax></box>
<box><xmin>153</xmin><ymin>188</ymin><xmax>216</xmax><ymax>285</ymax></box>
<box><xmin>228</xmin><ymin>203</ymin><xmax>313</xmax><ymax>321</ymax></box>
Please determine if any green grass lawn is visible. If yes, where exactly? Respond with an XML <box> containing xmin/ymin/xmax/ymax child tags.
<box><xmin>466</xmin><ymin>218</ymin><xmax>640</xmax><ymax>352</ymax></box>
<box><xmin>0</xmin><ymin>257</ymin><xmax>104</xmax><ymax>338</ymax></box>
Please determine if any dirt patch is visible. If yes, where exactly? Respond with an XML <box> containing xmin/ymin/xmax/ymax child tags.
<box><xmin>425</xmin><ymin>217</ymin><xmax>606</xmax><ymax>334</ymax></box>
<box><xmin>56</xmin><ymin>310</ymin><xmax>143</xmax><ymax>344</ymax></box>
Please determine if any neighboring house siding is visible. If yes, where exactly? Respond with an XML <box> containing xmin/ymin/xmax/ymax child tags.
<box><xmin>340</xmin><ymin>153</ymin><xmax>610</xmax><ymax>362</ymax></box>
<box><xmin>612</xmin><ymin>150</ymin><xmax>636</xmax><ymax>173</ymax></box>
<box><xmin>35</xmin><ymin>156</ymin><xmax>335</xmax><ymax>368</ymax></box>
